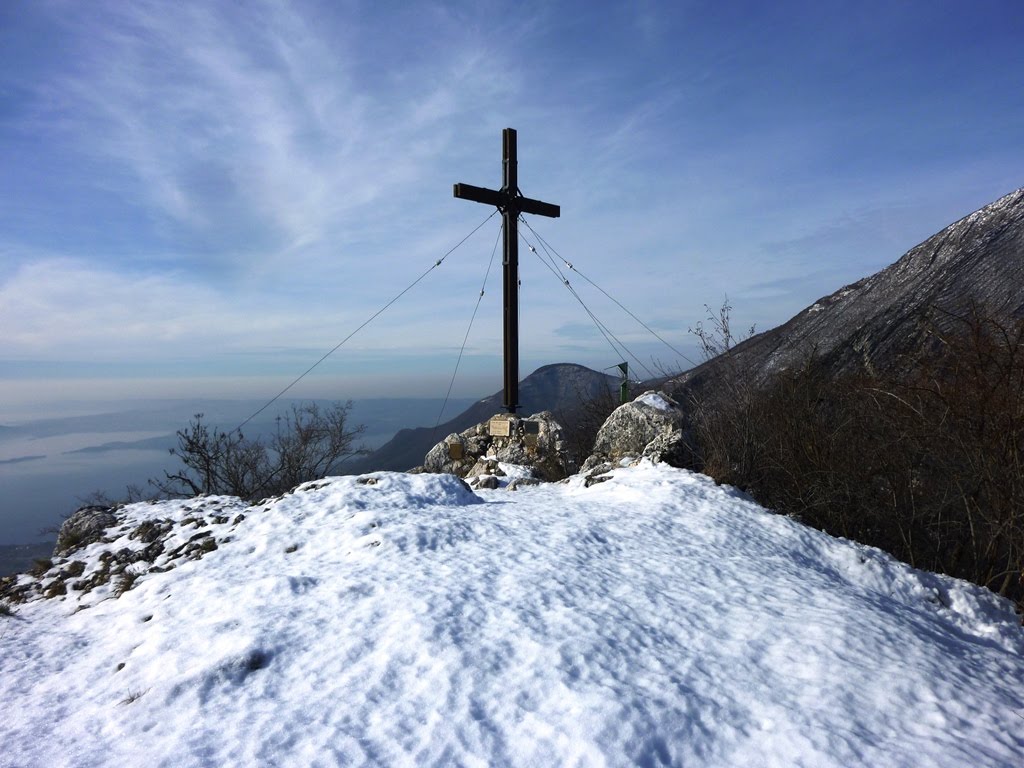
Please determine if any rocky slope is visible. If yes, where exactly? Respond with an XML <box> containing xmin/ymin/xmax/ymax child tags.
<box><xmin>670</xmin><ymin>186</ymin><xmax>1024</xmax><ymax>392</ymax></box>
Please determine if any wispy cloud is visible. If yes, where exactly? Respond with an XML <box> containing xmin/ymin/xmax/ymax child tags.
<box><xmin>2</xmin><ymin>0</ymin><xmax>1022</xmax><ymax>407</ymax></box>
<box><xmin>0</xmin><ymin>257</ymin><xmax>275</xmax><ymax>357</ymax></box>
<box><xmin>23</xmin><ymin>1</ymin><xmax>526</xmax><ymax>271</ymax></box>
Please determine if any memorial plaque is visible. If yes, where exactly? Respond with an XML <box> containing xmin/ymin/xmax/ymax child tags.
<box><xmin>448</xmin><ymin>442</ymin><xmax>463</xmax><ymax>460</ymax></box>
<box><xmin>523</xmin><ymin>421</ymin><xmax>541</xmax><ymax>435</ymax></box>
<box><xmin>488</xmin><ymin>418</ymin><xmax>511</xmax><ymax>437</ymax></box>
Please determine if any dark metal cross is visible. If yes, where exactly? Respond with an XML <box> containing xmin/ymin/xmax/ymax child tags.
<box><xmin>454</xmin><ymin>128</ymin><xmax>560</xmax><ymax>414</ymax></box>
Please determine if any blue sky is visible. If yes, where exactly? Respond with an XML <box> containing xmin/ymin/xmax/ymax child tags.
<box><xmin>2</xmin><ymin>0</ymin><xmax>1022</xmax><ymax>415</ymax></box>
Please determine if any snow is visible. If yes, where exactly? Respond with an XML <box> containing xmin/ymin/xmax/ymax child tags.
<box><xmin>496</xmin><ymin>462</ymin><xmax>536</xmax><ymax>484</ymax></box>
<box><xmin>2</xmin><ymin>463</ymin><xmax>1023</xmax><ymax>767</ymax></box>
<box><xmin>636</xmin><ymin>392</ymin><xmax>674</xmax><ymax>411</ymax></box>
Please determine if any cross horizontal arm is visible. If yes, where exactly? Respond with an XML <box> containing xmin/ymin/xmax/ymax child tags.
<box><xmin>453</xmin><ymin>183</ymin><xmax>505</xmax><ymax>208</ymax></box>
<box><xmin>454</xmin><ymin>183</ymin><xmax>560</xmax><ymax>219</ymax></box>
<box><xmin>518</xmin><ymin>196</ymin><xmax>560</xmax><ymax>218</ymax></box>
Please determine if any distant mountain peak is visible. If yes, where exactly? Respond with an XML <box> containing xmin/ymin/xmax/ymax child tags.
<box><xmin>351</xmin><ymin>363</ymin><xmax>617</xmax><ymax>473</ymax></box>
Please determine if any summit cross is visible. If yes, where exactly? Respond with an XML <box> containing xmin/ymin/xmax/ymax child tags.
<box><xmin>453</xmin><ymin>128</ymin><xmax>560</xmax><ymax>414</ymax></box>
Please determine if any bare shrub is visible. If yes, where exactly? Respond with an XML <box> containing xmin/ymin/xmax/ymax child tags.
<box><xmin>556</xmin><ymin>378</ymin><xmax>632</xmax><ymax>467</ymax></box>
<box><xmin>681</xmin><ymin>299</ymin><xmax>758</xmax><ymax>482</ymax></box>
<box><xmin>885</xmin><ymin>306</ymin><xmax>1024</xmax><ymax>599</ymax></box>
<box><xmin>688</xmin><ymin>302</ymin><xmax>1024</xmax><ymax>608</ymax></box>
<box><xmin>152</xmin><ymin>402</ymin><xmax>367</xmax><ymax>501</ymax></box>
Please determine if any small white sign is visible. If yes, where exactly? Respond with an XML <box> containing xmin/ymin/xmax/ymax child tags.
<box><xmin>488</xmin><ymin>418</ymin><xmax>511</xmax><ymax>437</ymax></box>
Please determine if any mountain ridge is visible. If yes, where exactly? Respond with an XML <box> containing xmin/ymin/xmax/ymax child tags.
<box><xmin>670</xmin><ymin>186</ymin><xmax>1024</xmax><ymax>392</ymax></box>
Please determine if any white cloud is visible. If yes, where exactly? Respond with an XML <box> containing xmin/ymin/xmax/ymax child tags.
<box><xmin>28</xmin><ymin>0</ymin><xmax>531</xmax><ymax>275</ymax></box>
<box><xmin>0</xmin><ymin>257</ymin><xmax>280</xmax><ymax>359</ymax></box>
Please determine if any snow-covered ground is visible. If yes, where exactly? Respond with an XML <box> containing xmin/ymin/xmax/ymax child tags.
<box><xmin>1</xmin><ymin>462</ymin><xmax>1022</xmax><ymax>767</ymax></box>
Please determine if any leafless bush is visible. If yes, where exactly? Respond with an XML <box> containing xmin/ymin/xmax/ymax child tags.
<box><xmin>885</xmin><ymin>306</ymin><xmax>1024</xmax><ymax>599</ymax></box>
<box><xmin>556</xmin><ymin>379</ymin><xmax>630</xmax><ymax>467</ymax></box>
<box><xmin>688</xmin><ymin>303</ymin><xmax>1024</xmax><ymax>608</ymax></box>
<box><xmin>152</xmin><ymin>402</ymin><xmax>367</xmax><ymax>501</ymax></box>
<box><xmin>682</xmin><ymin>299</ymin><xmax>758</xmax><ymax>482</ymax></box>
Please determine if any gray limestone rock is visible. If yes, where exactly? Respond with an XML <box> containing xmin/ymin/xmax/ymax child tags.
<box><xmin>421</xmin><ymin>411</ymin><xmax>571</xmax><ymax>481</ymax></box>
<box><xmin>583</xmin><ymin>391</ymin><xmax>691</xmax><ymax>470</ymax></box>
<box><xmin>422</xmin><ymin>433</ymin><xmax>476</xmax><ymax>476</ymax></box>
<box><xmin>54</xmin><ymin>506</ymin><xmax>119</xmax><ymax>557</ymax></box>
<box><xmin>466</xmin><ymin>457</ymin><xmax>505</xmax><ymax>480</ymax></box>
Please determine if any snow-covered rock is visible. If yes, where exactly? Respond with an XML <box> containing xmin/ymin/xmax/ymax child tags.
<box><xmin>421</xmin><ymin>410</ymin><xmax>571</xmax><ymax>481</ymax></box>
<box><xmin>54</xmin><ymin>505</ymin><xmax>119</xmax><ymax>556</ymax></box>
<box><xmin>583</xmin><ymin>390</ymin><xmax>693</xmax><ymax>470</ymax></box>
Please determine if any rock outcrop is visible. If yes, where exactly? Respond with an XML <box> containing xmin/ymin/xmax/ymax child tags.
<box><xmin>353</xmin><ymin>363</ymin><xmax>617</xmax><ymax>472</ymax></box>
<box><xmin>582</xmin><ymin>391</ymin><xmax>692</xmax><ymax>471</ymax></box>
<box><xmin>1</xmin><ymin>497</ymin><xmax>248</xmax><ymax>605</ymax></box>
<box><xmin>54</xmin><ymin>506</ymin><xmax>119</xmax><ymax>556</ymax></box>
<box><xmin>420</xmin><ymin>411</ymin><xmax>571</xmax><ymax>485</ymax></box>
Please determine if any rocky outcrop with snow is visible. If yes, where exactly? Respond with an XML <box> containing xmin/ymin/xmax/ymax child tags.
<box><xmin>420</xmin><ymin>410</ymin><xmax>571</xmax><ymax>483</ymax></box>
<box><xmin>54</xmin><ymin>505</ymin><xmax>119</xmax><ymax>556</ymax></box>
<box><xmin>1</xmin><ymin>496</ymin><xmax>250</xmax><ymax>605</ymax></box>
<box><xmin>355</xmin><ymin>363</ymin><xmax>617</xmax><ymax>472</ymax></box>
<box><xmin>582</xmin><ymin>390</ymin><xmax>693</xmax><ymax>471</ymax></box>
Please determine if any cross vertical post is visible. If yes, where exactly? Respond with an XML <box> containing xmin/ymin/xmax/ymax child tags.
<box><xmin>453</xmin><ymin>128</ymin><xmax>560</xmax><ymax>413</ymax></box>
<box><xmin>502</xmin><ymin>129</ymin><xmax>519</xmax><ymax>417</ymax></box>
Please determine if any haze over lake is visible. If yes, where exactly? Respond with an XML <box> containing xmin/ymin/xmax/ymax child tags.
<box><xmin>0</xmin><ymin>397</ymin><xmax>475</xmax><ymax>547</ymax></box>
